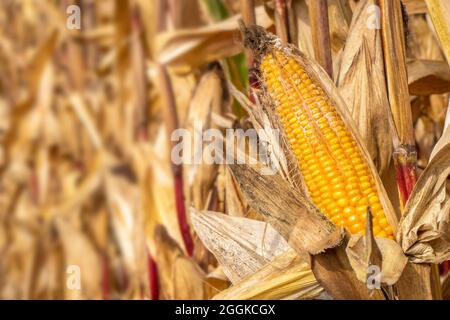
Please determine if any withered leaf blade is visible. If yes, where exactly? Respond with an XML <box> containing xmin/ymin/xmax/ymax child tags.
<box><xmin>229</xmin><ymin>163</ymin><xmax>343</xmax><ymax>255</ymax></box>
<box><xmin>213</xmin><ymin>248</ymin><xmax>323</xmax><ymax>300</ymax></box>
<box><xmin>397</xmin><ymin>131</ymin><xmax>450</xmax><ymax>263</ymax></box>
<box><xmin>190</xmin><ymin>208</ymin><xmax>290</xmax><ymax>284</ymax></box>
<box><xmin>155</xmin><ymin>6</ymin><xmax>272</xmax><ymax>72</ymax></box>
<box><xmin>346</xmin><ymin>234</ymin><xmax>407</xmax><ymax>285</ymax></box>
<box><xmin>337</xmin><ymin>0</ymin><xmax>393</xmax><ymax>174</ymax></box>
<box><xmin>154</xmin><ymin>225</ymin><xmax>210</xmax><ymax>300</ymax></box>
<box><xmin>311</xmin><ymin>234</ymin><xmax>386</xmax><ymax>300</ymax></box>
<box><xmin>425</xmin><ymin>0</ymin><xmax>450</xmax><ymax>66</ymax></box>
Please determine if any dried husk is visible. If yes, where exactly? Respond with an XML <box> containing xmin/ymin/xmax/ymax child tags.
<box><xmin>190</xmin><ymin>209</ymin><xmax>290</xmax><ymax>283</ymax></box>
<box><xmin>292</xmin><ymin>0</ymin><xmax>314</xmax><ymax>59</ymax></box>
<box><xmin>229</xmin><ymin>163</ymin><xmax>343</xmax><ymax>256</ymax></box>
<box><xmin>397</xmin><ymin>127</ymin><xmax>450</xmax><ymax>263</ymax></box>
<box><xmin>228</xmin><ymin>83</ymin><xmax>292</xmax><ymax>184</ymax></box>
<box><xmin>337</xmin><ymin>0</ymin><xmax>393</xmax><ymax>174</ymax></box>
<box><xmin>346</xmin><ymin>234</ymin><xmax>408</xmax><ymax>285</ymax></box>
<box><xmin>327</xmin><ymin>0</ymin><xmax>352</xmax><ymax>79</ymax></box>
<box><xmin>213</xmin><ymin>248</ymin><xmax>323</xmax><ymax>300</ymax></box>
<box><xmin>223</xmin><ymin>167</ymin><xmax>248</xmax><ymax>217</ymax></box>
<box><xmin>380</xmin><ymin>0</ymin><xmax>415</xmax><ymax>146</ymax></box>
<box><xmin>425</xmin><ymin>0</ymin><xmax>450</xmax><ymax>66</ymax></box>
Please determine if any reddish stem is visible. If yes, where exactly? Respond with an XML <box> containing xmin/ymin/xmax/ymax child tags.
<box><xmin>147</xmin><ymin>252</ymin><xmax>159</xmax><ymax>300</ymax></box>
<box><xmin>395</xmin><ymin>163</ymin><xmax>408</xmax><ymax>207</ymax></box>
<box><xmin>174</xmin><ymin>169</ymin><xmax>194</xmax><ymax>256</ymax></box>
<box><xmin>393</xmin><ymin>145</ymin><xmax>418</xmax><ymax>208</ymax></box>
<box><xmin>158</xmin><ymin>65</ymin><xmax>194</xmax><ymax>256</ymax></box>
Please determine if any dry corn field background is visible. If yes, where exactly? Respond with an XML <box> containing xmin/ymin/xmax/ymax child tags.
<box><xmin>1</xmin><ymin>0</ymin><xmax>450</xmax><ymax>300</ymax></box>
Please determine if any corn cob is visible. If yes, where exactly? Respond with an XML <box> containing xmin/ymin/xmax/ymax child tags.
<box><xmin>255</xmin><ymin>41</ymin><xmax>394</xmax><ymax>239</ymax></box>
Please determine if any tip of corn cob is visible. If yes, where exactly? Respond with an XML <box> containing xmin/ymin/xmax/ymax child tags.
<box><xmin>240</xmin><ymin>22</ymin><xmax>282</xmax><ymax>58</ymax></box>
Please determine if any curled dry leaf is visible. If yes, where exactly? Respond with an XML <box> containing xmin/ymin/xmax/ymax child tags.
<box><xmin>155</xmin><ymin>6</ymin><xmax>272</xmax><ymax>72</ymax></box>
<box><xmin>397</xmin><ymin>128</ymin><xmax>450</xmax><ymax>263</ymax></box>
<box><xmin>337</xmin><ymin>0</ymin><xmax>393</xmax><ymax>174</ymax></box>
<box><xmin>213</xmin><ymin>248</ymin><xmax>323</xmax><ymax>300</ymax></box>
<box><xmin>346</xmin><ymin>234</ymin><xmax>407</xmax><ymax>285</ymax></box>
<box><xmin>190</xmin><ymin>209</ymin><xmax>290</xmax><ymax>284</ymax></box>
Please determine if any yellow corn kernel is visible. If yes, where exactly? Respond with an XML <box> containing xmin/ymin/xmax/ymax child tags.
<box><xmin>260</xmin><ymin>49</ymin><xmax>393</xmax><ymax>238</ymax></box>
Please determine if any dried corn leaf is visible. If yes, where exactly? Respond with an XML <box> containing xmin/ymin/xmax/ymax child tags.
<box><xmin>409</xmin><ymin>15</ymin><xmax>445</xmax><ymax>61</ymax></box>
<box><xmin>156</xmin><ymin>6</ymin><xmax>272</xmax><ymax>72</ymax></box>
<box><xmin>57</xmin><ymin>217</ymin><xmax>103</xmax><ymax>299</ymax></box>
<box><xmin>229</xmin><ymin>163</ymin><xmax>343</xmax><ymax>256</ymax></box>
<box><xmin>425</xmin><ymin>0</ymin><xmax>450</xmax><ymax>65</ymax></box>
<box><xmin>328</xmin><ymin>0</ymin><xmax>351</xmax><ymax>55</ymax></box>
<box><xmin>293</xmin><ymin>0</ymin><xmax>314</xmax><ymax>59</ymax></box>
<box><xmin>397</xmin><ymin>127</ymin><xmax>450</xmax><ymax>263</ymax></box>
<box><xmin>228</xmin><ymin>83</ymin><xmax>291</xmax><ymax>184</ymax></box>
<box><xmin>213</xmin><ymin>248</ymin><xmax>322</xmax><ymax>300</ymax></box>
<box><xmin>346</xmin><ymin>234</ymin><xmax>407</xmax><ymax>285</ymax></box>
<box><xmin>154</xmin><ymin>224</ymin><xmax>209</xmax><ymax>300</ymax></box>
<box><xmin>337</xmin><ymin>0</ymin><xmax>393</xmax><ymax>174</ymax></box>
<box><xmin>185</xmin><ymin>65</ymin><xmax>230</xmax><ymax>210</ymax></box>
<box><xmin>224</xmin><ymin>167</ymin><xmax>247</xmax><ymax>217</ymax></box>
<box><xmin>190</xmin><ymin>209</ymin><xmax>290</xmax><ymax>284</ymax></box>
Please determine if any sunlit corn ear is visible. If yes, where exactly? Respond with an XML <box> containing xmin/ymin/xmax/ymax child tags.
<box><xmin>241</xmin><ymin>24</ymin><xmax>398</xmax><ymax>239</ymax></box>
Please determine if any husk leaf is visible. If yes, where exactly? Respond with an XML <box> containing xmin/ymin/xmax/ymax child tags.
<box><xmin>337</xmin><ymin>0</ymin><xmax>393</xmax><ymax>174</ymax></box>
<box><xmin>397</xmin><ymin>127</ymin><xmax>450</xmax><ymax>263</ymax></box>
<box><xmin>213</xmin><ymin>248</ymin><xmax>323</xmax><ymax>300</ymax></box>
